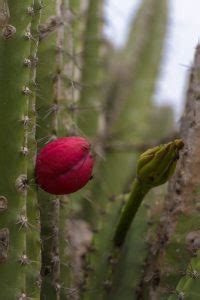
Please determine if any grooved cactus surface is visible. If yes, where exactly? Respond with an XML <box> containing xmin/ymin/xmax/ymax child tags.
<box><xmin>83</xmin><ymin>0</ymin><xmax>169</xmax><ymax>225</ymax></box>
<box><xmin>0</xmin><ymin>1</ymin><xmax>41</xmax><ymax>298</ymax></box>
<box><xmin>139</xmin><ymin>45</ymin><xmax>200</xmax><ymax>300</ymax></box>
<box><xmin>36</xmin><ymin>0</ymin><xmax>60</xmax><ymax>297</ymax></box>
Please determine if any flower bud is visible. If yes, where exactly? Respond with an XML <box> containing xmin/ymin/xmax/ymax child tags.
<box><xmin>137</xmin><ymin>139</ymin><xmax>184</xmax><ymax>187</ymax></box>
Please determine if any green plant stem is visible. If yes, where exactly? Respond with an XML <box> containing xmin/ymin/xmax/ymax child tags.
<box><xmin>78</xmin><ymin>0</ymin><xmax>103</xmax><ymax>137</ymax></box>
<box><xmin>26</xmin><ymin>1</ymin><xmax>42</xmax><ymax>297</ymax></box>
<box><xmin>36</xmin><ymin>1</ymin><xmax>59</xmax><ymax>298</ymax></box>
<box><xmin>113</xmin><ymin>179</ymin><xmax>150</xmax><ymax>247</ymax></box>
<box><xmin>0</xmin><ymin>1</ymin><xmax>38</xmax><ymax>298</ymax></box>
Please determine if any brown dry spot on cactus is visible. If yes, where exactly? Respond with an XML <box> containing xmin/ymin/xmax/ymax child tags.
<box><xmin>0</xmin><ymin>2</ymin><xmax>16</xmax><ymax>39</ymax></box>
<box><xmin>0</xmin><ymin>228</ymin><xmax>9</xmax><ymax>262</ymax></box>
<box><xmin>15</xmin><ymin>175</ymin><xmax>28</xmax><ymax>194</ymax></box>
<box><xmin>66</xmin><ymin>219</ymin><xmax>93</xmax><ymax>295</ymax></box>
<box><xmin>2</xmin><ymin>24</ymin><xmax>16</xmax><ymax>39</ymax></box>
<box><xmin>0</xmin><ymin>196</ymin><xmax>7</xmax><ymax>212</ymax></box>
<box><xmin>186</xmin><ymin>231</ymin><xmax>200</xmax><ymax>254</ymax></box>
<box><xmin>39</xmin><ymin>16</ymin><xmax>63</xmax><ymax>40</ymax></box>
<box><xmin>18</xmin><ymin>293</ymin><xmax>28</xmax><ymax>300</ymax></box>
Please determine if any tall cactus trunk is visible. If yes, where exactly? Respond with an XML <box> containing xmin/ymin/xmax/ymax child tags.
<box><xmin>36</xmin><ymin>1</ymin><xmax>61</xmax><ymax>298</ymax></box>
<box><xmin>0</xmin><ymin>1</ymin><xmax>41</xmax><ymax>298</ymax></box>
<box><xmin>78</xmin><ymin>0</ymin><xmax>103</xmax><ymax>137</ymax></box>
<box><xmin>36</xmin><ymin>0</ymin><xmax>86</xmax><ymax>298</ymax></box>
<box><xmin>139</xmin><ymin>44</ymin><xmax>200</xmax><ymax>299</ymax></box>
<box><xmin>83</xmin><ymin>0</ymin><xmax>168</xmax><ymax>226</ymax></box>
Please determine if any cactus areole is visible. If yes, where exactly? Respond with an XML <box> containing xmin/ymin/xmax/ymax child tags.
<box><xmin>35</xmin><ymin>137</ymin><xmax>94</xmax><ymax>195</ymax></box>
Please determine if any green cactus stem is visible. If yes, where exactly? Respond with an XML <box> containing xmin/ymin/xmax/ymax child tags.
<box><xmin>26</xmin><ymin>1</ymin><xmax>42</xmax><ymax>297</ymax></box>
<box><xmin>168</xmin><ymin>251</ymin><xmax>200</xmax><ymax>300</ymax></box>
<box><xmin>0</xmin><ymin>1</ymin><xmax>41</xmax><ymax>298</ymax></box>
<box><xmin>81</xmin><ymin>195</ymin><xmax>124</xmax><ymax>300</ymax></box>
<box><xmin>81</xmin><ymin>140</ymin><xmax>183</xmax><ymax>299</ymax></box>
<box><xmin>138</xmin><ymin>44</ymin><xmax>200</xmax><ymax>299</ymax></box>
<box><xmin>113</xmin><ymin>139</ymin><xmax>184</xmax><ymax>247</ymax></box>
<box><xmin>61</xmin><ymin>0</ymin><xmax>83</xmax><ymax>135</ymax></box>
<box><xmin>78</xmin><ymin>0</ymin><xmax>103</xmax><ymax>137</ymax></box>
<box><xmin>83</xmin><ymin>0</ymin><xmax>170</xmax><ymax>226</ymax></box>
<box><xmin>36</xmin><ymin>0</ymin><xmax>61</xmax><ymax>298</ymax></box>
<box><xmin>36</xmin><ymin>0</ymin><xmax>84</xmax><ymax>297</ymax></box>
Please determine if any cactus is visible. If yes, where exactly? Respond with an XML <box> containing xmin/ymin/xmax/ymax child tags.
<box><xmin>36</xmin><ymin>0</ymin><xmax>87</xmax><ymax>297</ymax></box>
<box><xmin>36</xmin><ymin>1</ymin><xmax>62</xmax><ymax>297</ymax></box>
<box><xmin>81</xmin><ymin>139</ymin><xmax>183</xmax><ymax>299</ymax></box>
<box><xmin>80</xmin><ymin>7</ymin><xmax>171</xmax><ymax>298</ymax></box>
<box><xmin>83</xmin><ymin>0</ymin><xmax>170</xmax><ymax>225</ymax></box>
<box><xmin>26</xmin><ymin>1</ymin><xmax>42</xmax><ymax>297</ymax></box>
<box><xmin>168</xmin><ymin>251</ymin><xmax>200</xmax><ymax>300</ymax></box>
<box><xmin>138</xmin><ymin>44</ymin><xmax>200</xmax><ymax>299</ymax></box>
<box><xmin>0</xmin><ymin>1</ymin><xmax>41</xmax><ymax>298</ymax></box>
<box><xmin>78</xmin><ymin>0</ymin><xmax>103</xmax><ymax>137</ymax></box>
<box><xmin>1</xmin><ymin>0</ymin><xmax>198</xmax><ymax>299</ymax></box>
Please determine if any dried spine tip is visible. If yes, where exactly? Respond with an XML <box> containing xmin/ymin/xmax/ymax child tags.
<box><xmin>19</xmin><ymin>254</ymin><xmax>30</xmax><ymax>265</ymax></box>
<box><xmin>24</xmin><ymin>31</ymin><xmax>32</xmax><ymax>40</ymax></box>
<box><xmin>103</xmin><ymin>280</ymin><xmax>112</xmax><ymax>290</ymax></box>
<box><xmin>23</xmin><ymin>58</ymin><xmax>32</xmax><ymax>68</ymax></box>
<box><xmin>18</xmin><ymin>293</ymin><xmax>27</xmax><ymax>300</ymax></box>
<box><xmin>22</xmin><ymin>86</ymin><xmax>31</xmax><ymax>95</ymax></box>
<box><xmin>0</xmin><ymin>196</ymin><xmax>8</xmax><ymax>212</ymax></box>
<box><xmin>36</xmin><ymin>276</ymin><xmax>42</xmax><ymax>288</ymax></box>
<box><xmin>31</xmin><ymin>56</ymin><xmax>39</xmax><ymax>67</ymax></box>
<box><xmin>22</xmin><ymin>115</ymin><xmax>30</xmax><ymax>126</ymax></box>
<box><xmin>51</xmin><ymin>254</ymin><xmax>60</xmax><ymax>266</ymax></box>
<box><xmin>16</xmin><ymin>215</ymin><xmax>29</xmax><ymax>229</ymax></box>
<box><xmin>15</xmin><ymin>175</ymin><xmax>28</xmax><ymax>193</ymax></box>
<box><xmin>52</xmin><ymin>103</ymin><xmax>59</xmax><ymax>112</ymax></box>
<box><xmin>55</xmin><ymin>283</ymin><xmax>61</xmax><ymax>292</ymax></box>
<box><xmin>27</xmin><ymin>6</ymin><xmax>34</xmax><ymax>16</ymax></box>
<box><xmin>20</xmin><ymin>146</ymin><xmax>29</xmax><ymax>156</ymax></box>
<box><xmin>2</xmin><ymin>25</ymin><xmax>16</xmax><ymax>39</ymax></box>
<box><xmin>0</xmin><ymin>228</ymin><xmax>9</xmax><ymax>261</ymax></box>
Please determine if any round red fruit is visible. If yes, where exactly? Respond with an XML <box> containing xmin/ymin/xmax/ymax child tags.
<box><xmin>35</xmin><ymin>137</ymin><xmax>94</xmax><ymax>195</ymax></box>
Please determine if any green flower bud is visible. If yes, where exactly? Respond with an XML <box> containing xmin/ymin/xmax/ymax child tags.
<box><xmin>137</xmin><ymin>139</ymin><xmax>184</xmax><ymax>187</ymax></box>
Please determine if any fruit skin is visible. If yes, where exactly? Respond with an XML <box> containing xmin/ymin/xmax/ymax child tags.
<box><xmin>36</xmin><ymin>137</ymin><xmax>94</xmax><ymax>195</ymax></box>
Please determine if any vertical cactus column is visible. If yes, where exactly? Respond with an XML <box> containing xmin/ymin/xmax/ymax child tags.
<box><xmin>36</xmin><ymin>0</ymin><xmax>85</xmax><ymax>297</ymax></box>
<box><xmin>139</xmin><ymin>44</ymin><xmax>200</xmax><ymax>299</ymax></box>
<box><xmin>36</xmin><ymin>0</ymin><xmax>62</xmax><ymax>298</ymax></box>
<box><xmin>78</xmin><ymin>0</ymin><xmax>103</xmax><ymax>137</ymax></box>
<box><xmin>84</xmin><ymin>0</ymin><xmax>169</xmax><ymax>225</ymax></box>
<box><xmin>26</xmin><ymin>1</ymin><xmax>42</xmax><ymax>297</ymax></box>
<box><xmin>61</xmin><ymin>0</ymin><xmax>84</xmax><ymax>136</ymax></box>
<box><xmin>0</xmin><ymin>1</ymin><xmax>41</xmax><ymax>298</ymax></box>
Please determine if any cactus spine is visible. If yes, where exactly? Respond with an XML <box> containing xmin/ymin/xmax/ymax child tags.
<box><xmin>0</xmin><ymin>1</ymin><xmax>41</xmax><ymax>298</ymax></box>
